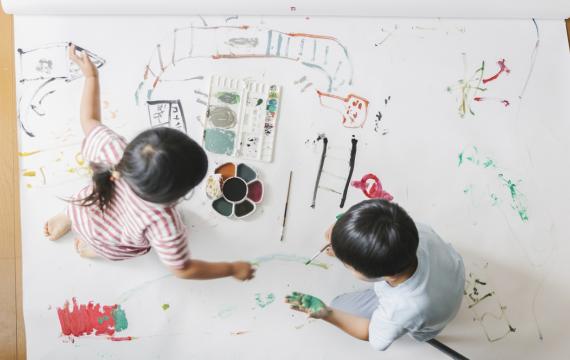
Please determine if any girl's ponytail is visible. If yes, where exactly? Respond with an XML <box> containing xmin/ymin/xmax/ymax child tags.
<box><xmin>76</xmin><ymin>162</ymin><xmax>119</xmax><ymax>211</ymax></box>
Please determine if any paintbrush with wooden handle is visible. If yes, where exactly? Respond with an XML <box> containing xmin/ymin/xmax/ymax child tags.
<box><xmin>305</xmin><ymin>243</ymin><xmax>331</xmax><ymax>265</ymax></box>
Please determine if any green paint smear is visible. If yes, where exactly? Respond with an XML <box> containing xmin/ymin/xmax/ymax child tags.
<box><xmin>162</xmin><ymin>304</ymin><xmax>170</xmax><ymax>311</ymax></box>
<box><xmin>287</xmin><ymin>292</ymin><xmax>327</xmax><ymax>314</ymax></box>
<box><xmin>251</xmin><ymin>254</ymin><xmax>329</xmax><ymax>270</ymax></box>
<box><xmin>254</xmin><ymin>293</ymin><xmax>275</xmax><ymax>309</ymax></box>
<box><xmin>499</xmin><ymin>174</ymin><xmax>529</xmax><ymax>221</ymax></box>
<box><xmin>216</xmin><ymin>92</ymin><xmax>240</xmax><ymax>104</ymax></box>
<box><xmin>112</xmin><ymin>306</ymin><xmax>128</xmax><ymax>332</ymax></box>
<box><xmin>204</xmin><ymin>128</ymin><xmax>235</xmax><ymax>155</ymax></box>
<box><xmin>216</xmin><ymin>305</ymin><xmax>237</xmax><ymax>319</ymax></box>
<box><xmin>490</xmin><ymin>193</ymin><xmax>500</xmax><ymax>206</ymax></box>
<box><xmin>97</xmin><ymin>315</ymin><xmax>109</xmax><ymax>324</ymax></box>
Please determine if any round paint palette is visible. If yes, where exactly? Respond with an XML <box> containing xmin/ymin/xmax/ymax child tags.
<box><xmin>207</xmin><ymin>162</ymin><xmax>264</xmax><ymax>219</ymax></box>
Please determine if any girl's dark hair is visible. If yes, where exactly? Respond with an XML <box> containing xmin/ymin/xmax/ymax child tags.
<box><xmin>79</xmin><ymin>128</ymin><xmax>208</xmax><ymax>211</ymax></box>
<box><xmin>331</xmin><ymin>199</ymin><xmax>419</xmax><ymax>278</ymax></box>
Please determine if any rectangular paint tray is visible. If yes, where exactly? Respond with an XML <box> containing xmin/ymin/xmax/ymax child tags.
<box><xmin>202</xmin><ymin>75</ymin><xmax>281</xmax><ymax>163</ymax></box>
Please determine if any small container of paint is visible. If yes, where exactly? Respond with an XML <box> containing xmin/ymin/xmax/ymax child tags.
<box><xmin>209</xmin><ymin>162</ymin><xmax>264</xmax><ymax>219</ymax></box>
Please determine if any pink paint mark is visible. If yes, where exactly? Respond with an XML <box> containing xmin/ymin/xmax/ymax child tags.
<box><xmin>473</xmin><ymin>97</ymin><xmax>510</xmax><ymax>107</ymax></box>
<box><xmin>108</xmin><ymin>336</ymin><xmax>136</xmax><ymax>342</ymax></box>
<box><xmin>482</xmin><ymin>59</ymin><xmax>510</xmax><ymax>84</ymax></box>
<box><xmin>57</xmin><ymin>298</ymin><xmax>118</xmax><ymax>337</ymax></box>
<box><xmin>352</xmin><ymin>174</ymin><xmax>393</xmax><ymax>201</ymax></box>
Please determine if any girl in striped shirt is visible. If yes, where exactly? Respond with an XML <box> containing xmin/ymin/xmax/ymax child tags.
<box><xmin>43</xmin><ymin>45</ymin><xmax>255</xmax><ymax>282</ymax></box>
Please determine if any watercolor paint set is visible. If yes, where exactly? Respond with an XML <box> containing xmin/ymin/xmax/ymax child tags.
<box><xmin>206</xmin><ymin>162</ymin><xmax>264</xmax><ymax>219</ymax></box>
<box><xmin>202</xmin><ymin>75</ymin><xmax>281</xmax><ymax>162</ymax></box>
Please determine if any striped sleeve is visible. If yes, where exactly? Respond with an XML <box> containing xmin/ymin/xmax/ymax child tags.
<box><xmin>145</xmin><ymin>208</ymin><xmax>191</xmax><ymax>269</ymax></box>
<box><xmin>82</xmin><ymin>125</ymin><xmax>128</xmax><ymax>164</ymax></box>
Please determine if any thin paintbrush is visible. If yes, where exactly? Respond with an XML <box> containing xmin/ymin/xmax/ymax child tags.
<box><xmin>305</xmin><ymin>243</ymin><xmax>331</xmax><ymax>265</ymax></box>
<box><xmin>280</xmin><ymin>171</ymin><xmax>293</xmax><ymax>242</ymax></box>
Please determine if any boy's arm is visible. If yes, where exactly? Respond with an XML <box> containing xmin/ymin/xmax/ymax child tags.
<box><xmin>68</xmin><ymin>45</ymin><xmax>101</xmax><ymax>135</ymax></box>
<box><xmin>323</xmin><ymin>308</ymin><xmax>370</xmax><ymax>341</ymax></box>
<box><xmin>169</xmin><ymin>259</ymin><xmax>256</xmax><ymax>281</ymax></box>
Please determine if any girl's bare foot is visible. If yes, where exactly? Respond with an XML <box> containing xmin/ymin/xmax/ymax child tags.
<box><xmin>44</xmin><ymin>213</ymin><xmax>71</xmax><ymax>241</ymax></box>
<box><xmin>74</xmin><ymin>238</ymin><xmax>99</xmax><ymax>258</ymax></box>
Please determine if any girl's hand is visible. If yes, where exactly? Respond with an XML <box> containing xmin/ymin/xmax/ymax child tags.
<box><xmin>68</xmin><ymin>44</ymin><xmax>98</xmax><ymax>78</ymax></box>
<box><xmin>231</xmin><ymin>261</ymin><xmax>256</xmax><ymax>281</ymax></box>
<box><xmin>285</xmin><ymin>292</ymin><xmax>331</xmax><ymax>319</ymax></box>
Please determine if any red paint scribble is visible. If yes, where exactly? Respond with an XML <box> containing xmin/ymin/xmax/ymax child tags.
<box><xmin>316</xmin><ymin>90</ymin><xmax>369</xmax><ymax>128</ymax></box>
<box><xmin>482</xmin><ymin>59</ymin><xmax>510</xmax><ymax>84</ymax></box>
<box><xmin>286</xmin><ymin>33</ymin><xmax>339</xmax><ymax>41</ymax></box>
<box><xmin>108</xmin><ymin>336</ymin><xmax>136</xmax><ymax>342</ymax></box>
<box><xmin>57</xmin><ymin>298</ymin><xmax>118</xmax><ymax>337</ymax></box>
<box><xmin>473</xmin><ymin>97</ymin><xmax>510</xmax><ymax>107</ymax></box>
<box><xmin>352</xmin><ymin>174</ymin><xmax>393</xmax><ymax>201</ymax></box>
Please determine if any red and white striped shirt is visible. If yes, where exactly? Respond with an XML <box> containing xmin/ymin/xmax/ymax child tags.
<box><xmin>67</xmin><ymin>125</ymin><xmax>190</xmax><ymax>269</ymax></box>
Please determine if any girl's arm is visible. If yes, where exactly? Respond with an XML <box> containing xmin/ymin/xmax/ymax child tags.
<box><xmin>68</xmin><ymin>44</ymin><xmax>101</xmax><ymax>136</ymax></box>
<box><xmin>169</xmin><ymin>260</ymin><xmax>256</xmax><ymax>281</ymax></box>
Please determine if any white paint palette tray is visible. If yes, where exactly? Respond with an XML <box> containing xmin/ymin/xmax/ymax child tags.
<box><xmin>202</xmin><ymin>75</ymin><xmax>281</xmax><ymax>162</ymax></box>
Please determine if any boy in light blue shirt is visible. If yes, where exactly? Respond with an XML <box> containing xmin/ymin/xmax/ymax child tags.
<box><xmin>286</xmin><ymin>199</ymin><xmax>465</xmax><ymax>351</ymax></box>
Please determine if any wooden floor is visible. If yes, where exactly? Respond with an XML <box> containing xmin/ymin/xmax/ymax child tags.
<box><xmin>0</xmin><ymin>10</ymin><xmax>568</xmax><ymax>359</ymax></box>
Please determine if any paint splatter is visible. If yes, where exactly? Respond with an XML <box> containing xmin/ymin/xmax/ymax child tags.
<box><xmin>458</xmin><ymin>146</ymin><xmax>527</xmax><ymax>221</ymax></box>
<box><xmin>310</xmin><ymin>134</ymin><xmax>328</xmax><ymax>208</ymax></box>
<box><xmin>254</xmin><ymin>293</ymin><xmax>276</xmax><ymax>309</ymax></box>
<box><xmin>216</xmin><ymin>92</ymin><xmax>241</xmax><ymax>104</ymax></box>
<box><xmin>161</xmin><ymin>304</ymin><xmax>170</xmax><ymax>311</ymax></box>
<box><xmin>482</xmin><ymin>59</ymin><xmax>510</xmax><ymax>84</ymax></box>
<box><xmin>340</xmin><ymin>136</ymin><xmax>358</xmax><ymax>208</ymax></box>
<box><xmin>316</xmin><ymin>91</ymin><xmax>369</xmax><ymax>128</ymax></box>
<box><xmin>230</xmin><ymin>330</ymin><xmax>249</xmax><ymax>336</ymax></box>
<box><xmin>57</xmin><ymin>298</ymin><xmax>128</xmax><ymax>338</ymax></box>
<box><xmin>352</xmin><ymin>173</ymin><xmax>393</xmax><ymax>201</ymax></box>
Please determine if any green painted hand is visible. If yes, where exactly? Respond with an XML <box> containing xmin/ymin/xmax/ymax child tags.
<box><xmin>285</xmin><ymin>291</ymin><xmax>330</xmax><ymax>319</ymax></box>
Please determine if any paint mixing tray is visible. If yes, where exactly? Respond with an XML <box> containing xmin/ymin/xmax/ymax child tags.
<box><xmin>206</xmin><ymin>162</ymin><xmax>264</xmax><ymax>219</ymax></box>
<box><xmin>202</xmin><ymin>75</ymin><xmax>281</xmax><ymax>162</ymax></box>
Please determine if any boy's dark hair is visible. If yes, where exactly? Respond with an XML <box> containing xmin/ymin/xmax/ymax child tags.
<box><xmin>331</xmin><ymin>199</ymin><xmax>419</xmax><ymax>278</ymax></box>
<box><xmin>80</xmin><ymin>128</ymin><xmax>208</xmax><ymax>210</ymax></box>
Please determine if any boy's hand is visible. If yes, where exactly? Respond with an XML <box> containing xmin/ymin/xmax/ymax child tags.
<box><xmin>231</xmin><ymin>261</ymin><xmax>256</xmax><ymax>281</ymax></box>
<box><xmin>285</xmin><ymin>291</ymin><xmax>331</xmax><ymax>319</ymax></box>
<box><xmin>324</xmin><ymin>224</ymin><xmax>335</xmax><ymax>257</ymax></box>
<box><xmin>68</xmin><ymin>44</ymin><xmax>98</xmax><ymax>78</ymax></box>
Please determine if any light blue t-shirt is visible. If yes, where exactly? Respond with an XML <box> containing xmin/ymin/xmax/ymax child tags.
<box><xmin>369</xmin><ymin>223</ymin><xmax>465</xmax><ymax>351</ymax></box>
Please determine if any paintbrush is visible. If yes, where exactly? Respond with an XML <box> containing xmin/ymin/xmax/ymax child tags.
<box><xmin>305</xmin><ymin>243</ymin><xmax>331</xmax><ymax>265</ymax></box>
<box><xmin>280</xmin><ymin>171</ymin><xmax>293</xmax><ymax>242</ymax></box>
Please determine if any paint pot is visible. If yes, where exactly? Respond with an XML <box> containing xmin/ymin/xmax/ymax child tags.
<box><xmin>235</xmin><ymin>200</ymin><xmax>255</xmax><ymax>218</ymax></box>
<box><xmin>215</xmin><ymin>162</ymin><xmax>236</xmax><ymax>180</ymax></box>
<box><xmin>247</xmin><ymin>180</ymin><xmax>263</xmax><ymax>203</ymax></box>
<box><xmin>223</xmin><ymin>177</ymin><xmax>248</xmax><ymax>203</ymax></box>
<box><xmin>212</xmin><ymin>197</ymin><xmax>233</xmax><ymax>217</ymax></box>
<box><xmin>205</xmin><ymin>174</ymin><xmax>223</xmax><ymax>200</ymax></box>
<box><xmin>204</xmin><ymin>128</ymin><xmax>235</xmax><ymax>155</ymax></box>
<box><xmin>208</xmin><ymin>106</ymin><xmax>237</xmax><ymax>128</ymax></box>
<box><xmin>237</xmin><ymin>163</ymin><xmax>256</xmax><ymax>182</ymax></box>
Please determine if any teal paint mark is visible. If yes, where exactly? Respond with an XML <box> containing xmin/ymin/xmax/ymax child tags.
<box><xmin>499</xmin><ymin>174</ymin><xmax>529</xmax><ymax>221</ymax></box>
<box><xmin>111</xmin><ymin>306</ymin><xmax>128</xmax><ymax>332</ymax></box>
<box><xmin>490</xmin><ymin>193</ymin><xmax>500</xmax><ymax>206</ymax></box>
<box><xmin>483</xmin><ymin>159</ymin><xmax>496</xmax><ymax>168</ymax></box>
<box><xmin>254</xmin><ymin>293</ymin><xmax>275</xmax><ymax>309</ymax></box>
<box><xmin>266</xmin><ymin>30</ymin><xmax>273</xmax><ymax>55</ymax></box>
<box><xmin>301</xmin><ymin>62</ymin><xmax>333</xmax><ymax>92</ymax></box>
<box><xmin>161</xmin><ymin>304</ymin><xmax>170</xmax><ymax>311</ymax></box>
<box><xmin>458</xmin><ymin>151</ymin><xmax>464</xmax><ymax>166</ymax></box>
<box><xmin>251</xmin><ymin>253</ymin><xmax>329</xmax><ymax>270</ymax></box>
<box><xmin>463</xmin><ymin>185</ymin><xmax>473</xmax><ymax>194</ymax></box>
<box><xmin>135</xmin><ymin>81</ymin><xmax>144</xmax><ymax>106</ymax></box>
<box><xmin>97</xmin><ymin>315</ymin><xmax>109</xmax><ymax>324</ymax></box>
<box><xmin>216</xmin><ymin>305</ymin><xmax>237</xmax><ymax>319</ymax></box>
<box><xmin>216</xmin><ymin>92</ymin><xmax>240</xmax><ymax>105</ymax></box>
<box><xmin>276</xmin><ymin>34</ymin><xmax>283</xmax><ymax>56</ymax></box>
<box><xmin>146</xmin><ymin>89</ymin><xmax>153</xmax><ymax>101</ymax></box>
<box><xmin>204</xmin><ymin>128</ymin><xmax>235</xmax><ymax>155</ymax></box>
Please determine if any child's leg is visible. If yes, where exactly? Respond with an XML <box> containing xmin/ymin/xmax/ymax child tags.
<box><xmin>43</xmin><ymin>213</ymin><xmax>72</xmax><ymax>240</ymax></box>
<box><xmin>330</xmin><ymin>288</ymin><xmax>378</xmax><ymax>319</ymax></box>
<box><xmin>74</xmin><ymin>238</ymin><xmax>99</xmax><ymax>258</ymax></box>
